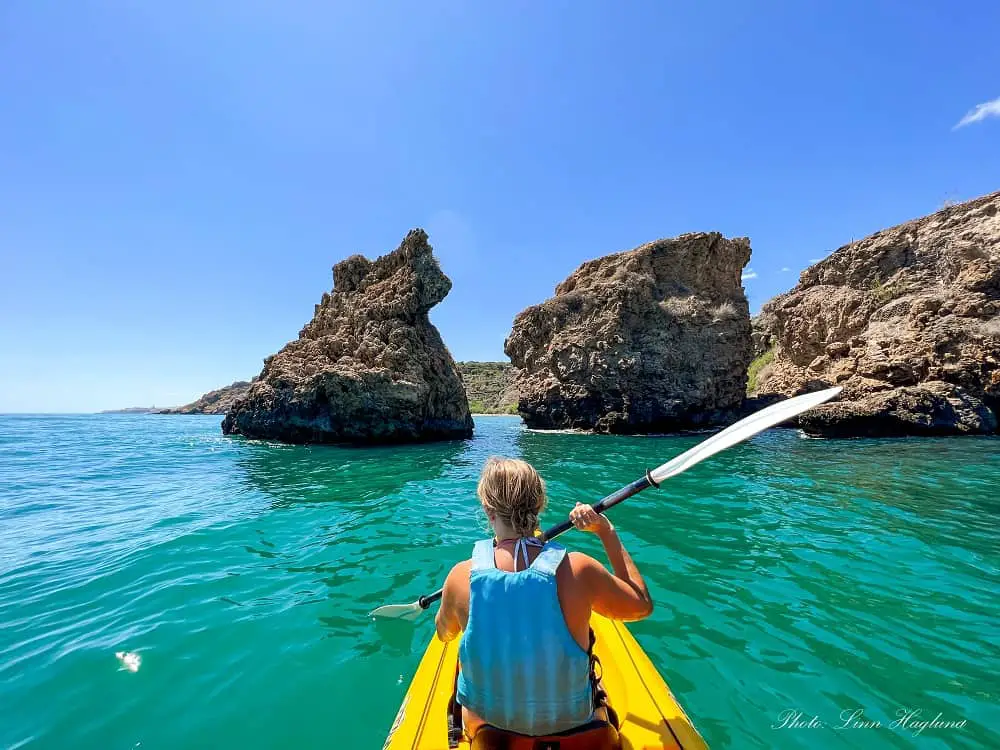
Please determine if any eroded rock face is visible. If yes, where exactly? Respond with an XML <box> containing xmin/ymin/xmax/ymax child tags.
<box><xmin>505</xmin><ymin>232</ymin><xmax>753</xmax><ymax>433</ymax></box>
<box><xmin>751</xmin><ymin>311</ymin><xmax>778</xmax><ymax>359</ymax></box>
<box><xmin>222</xmin><ymin>230</ymin><xmax>473</xmax><ymax>444</ymax></box>
<box><xmin>758</xmin><ymin>191</ymin><xmax>1000</xmax><ymax>436</ymax></box>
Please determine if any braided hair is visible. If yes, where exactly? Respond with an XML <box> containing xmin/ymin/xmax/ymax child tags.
<box><xmin>477</xmin><ymin>457</ymin><xmax>547</xmax><ymax>538</ymax></box>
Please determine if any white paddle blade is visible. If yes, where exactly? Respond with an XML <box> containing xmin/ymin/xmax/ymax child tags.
<box><xmin>649</xmin><ymin>387</ymin><xmax>842</xmax><ymax>485</ymax></box>
<box><xmin>370</xmin><ymin>601</ymin><xmax>424</xmax><ymax>621</ymax></box>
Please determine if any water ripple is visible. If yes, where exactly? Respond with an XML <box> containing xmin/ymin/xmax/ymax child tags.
<box><xmin>0</xmin><ymin>415</ymin><xmax>997</xmax><ymax>748</ymax></box>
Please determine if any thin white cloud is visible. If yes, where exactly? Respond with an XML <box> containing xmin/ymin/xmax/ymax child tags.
<box><xmin>780</xmin><ymin>266</ymin><xmax>791</xmax><ymax>272</ymax></box>
<box><xmin>741</xmin><ymin>269</ymin><xmax>758</xmax><ymax>281</ymax></box>
<box><xmin>953</xmin><ymin>96</ymin><xmax>1000</xmax><ymax>129</ymax></box>
<box><xmin>809</xmin><ymin>258</ymin><xmax>822</xmax><ymax>263</ymax></box>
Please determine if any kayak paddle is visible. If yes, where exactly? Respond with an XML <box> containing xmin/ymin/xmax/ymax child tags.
<box><xmin>369</xmin><ymin>386</ymin><xmax>842</xmax><ymax>621</ymax></box>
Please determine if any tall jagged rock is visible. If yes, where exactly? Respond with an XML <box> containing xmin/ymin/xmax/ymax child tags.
<box><xmin>222</xmin><ymin>230</ymin><xmax>473</xmax><ymax>444</ymax></box>
<box><xmin>757</xmin><ymin>191</ymin><xmax>1000</xmax><ymax>436</ymax></box>
<box><xmin>505</xmin><ymin>232</ymin><xmax>753</xmax><ymax>433</ymax></box>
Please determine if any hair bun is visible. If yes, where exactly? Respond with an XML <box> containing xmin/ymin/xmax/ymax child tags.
<box><xmin>511</xmin><ymin>506</ymin><xmax>538</xmax><ymax>537</ymax></box>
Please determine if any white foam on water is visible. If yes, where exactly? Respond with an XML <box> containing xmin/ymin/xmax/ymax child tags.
<box><xmin>116</xmin><ymin>651</ymin><xmax>141</xmax><ymax>673</ymax></box>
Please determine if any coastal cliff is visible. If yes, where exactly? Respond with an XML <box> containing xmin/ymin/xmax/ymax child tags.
<box><xmin>222</xmin><ymin>230</ymin><xmax>473</xmax><ymax>444</ymax></box>
<box><xmin>456</xmin><ymin>362</ymin><xmax>518</xmax><ymax>414</ymax></box>
<box><xmin>505</xmin><ymin>232</ymin><xmax>753</xmax><ymax>433</ymax></box>
<box><xmin>757</xmin><ymin>191</ymin><xmax>1000</xmax><ymax>437</ymax></box>
<box><xmin>162</xmin><ymin>381</ymin><xmax>253</xmax><ymax>415</ymax></box>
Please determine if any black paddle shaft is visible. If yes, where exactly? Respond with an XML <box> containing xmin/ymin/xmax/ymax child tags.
<box><xmin>416</xmin><ymin>472</ymin><xmax>657</xmax><ymax>611</ymax></box>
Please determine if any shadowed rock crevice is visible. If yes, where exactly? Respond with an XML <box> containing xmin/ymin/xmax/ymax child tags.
<box><xmin>505</xmin><ymin>232</ymin><xmax>753</xmax><ymax>433</ymax></box>
<box><xmin>222</xmin><ymin>230</ymin><xmax>473</xmax><ymax>444</ymax></box>
<box><xmin>758</xmin><ymin>190</ymin><xmax>1000</xmax><ymax>437</ymax></box>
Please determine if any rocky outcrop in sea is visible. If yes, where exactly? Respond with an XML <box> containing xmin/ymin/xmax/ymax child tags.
<box><xmin>162</xmin><ymin>380</ymin><xmax>253</xmax><ymax>415</ymax></box>
<box><xmin>756</xmin><ymin>191</ymin><xmax>1000</xmax><ymax>437</ymax></box>
<box><xmin>222</xmin><ymin>230</ymin><xmax>473</xmax><ymax>444</ymax></box>
<box><xmin>505</xmin><ymin>232</ymin><xmax>753</xmax><ymax>433</ymax></box>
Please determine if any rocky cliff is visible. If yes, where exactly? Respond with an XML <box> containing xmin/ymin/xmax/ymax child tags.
<box><xmin>162</xmin><ymin>380</ymin><xmax>253</xmax><ymax>415</ymax></box>
<box><xmin>505</xmin><ymin>232</ymin><xmax>753</xmax><ymax>433</ymax></box>
<box><xmin>456</xmin><ymin>361</ymin><xmax>518</xmax><ymax>414</ymax></box>
<box><xmin>222</xmin><ymin>230</ymin><xmax>473</xmax><ymax>444</ymax></box>
<box><xmin>757</xmin><ymin>191</ymin><xmax>1000</xmax><ymax>436</ymax></box>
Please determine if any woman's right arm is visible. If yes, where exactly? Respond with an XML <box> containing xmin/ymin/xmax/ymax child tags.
<box><xmin>568</xmin><ymin>502</ymin><xmax>653</xmax><ymax>621</ymax></box>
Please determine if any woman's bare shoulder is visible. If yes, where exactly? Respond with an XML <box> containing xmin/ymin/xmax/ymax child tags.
<box><xmin>565</xmin><ymin>550</ymin><xmax>602</xmax><ymax>578</ymax></box>
<box><xmin>446</xmin><ymin>558</ymin><xmax>472</xmax><ymax>580</ymax></box>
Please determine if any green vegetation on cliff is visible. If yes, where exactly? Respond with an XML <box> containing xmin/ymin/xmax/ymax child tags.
<box><xmin>456</xmin><ymin>361</ymin><xmax>518</xmax><ymax>414</ymax></box>
<box><xmin>746</xmin><ymin>348</ymin><xmax>775</xmax><ymax>396</ymax></box>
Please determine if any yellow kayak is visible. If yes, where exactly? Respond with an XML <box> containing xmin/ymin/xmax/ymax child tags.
<box><xmin>382</xmin><ymin>613</ymin><xmax>707</xmax><ymax>749</ymax></box>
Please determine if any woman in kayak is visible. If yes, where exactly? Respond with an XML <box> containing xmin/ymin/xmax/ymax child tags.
<box><xmin>435</xmin><ymin>457</ymin><xmax>653</xmax><ymax>744</ymax></box>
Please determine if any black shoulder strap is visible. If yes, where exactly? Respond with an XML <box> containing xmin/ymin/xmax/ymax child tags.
<box><xmin>587</xmin><ymin>628</ymin><xmax>620</xmax><ymax>730</ymax></box>
<box><xmin>448</xmin><ymin>659</ymin><xmax>464</xmax><ymax>748</ymax></box>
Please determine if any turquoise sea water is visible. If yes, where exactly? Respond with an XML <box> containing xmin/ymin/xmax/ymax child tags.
<box><xmin>1</xmin><ymin>414</ymin><xmax>998</xmax><ymax>749</ymax></box>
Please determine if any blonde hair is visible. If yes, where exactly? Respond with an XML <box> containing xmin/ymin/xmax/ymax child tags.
<box><xmin>477</xmin><ymin>457</ymin><xmax>547</xmax><ymax>537</ymax></box>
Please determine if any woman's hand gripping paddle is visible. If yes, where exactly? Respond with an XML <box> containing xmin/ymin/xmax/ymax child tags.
<box><xmin>369</xmin><ymin>387</ymin><xmax>842</xmax><ymax>621</ymax></box>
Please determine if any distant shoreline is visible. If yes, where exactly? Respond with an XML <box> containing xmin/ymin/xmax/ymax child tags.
<box><xmin>98</xmin><ymin>407</ymin><xmax>165</xmax><ymax>414</ymax></box>
<box><xmin>92</xmin><ymin>410</ymin><xmax>515</xmax><ymax>417</ymax></box>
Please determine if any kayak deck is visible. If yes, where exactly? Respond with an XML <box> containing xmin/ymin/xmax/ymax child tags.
<box><xmin>383</xmin><ymin>614</ymin><xmax>707</xmax><ymax>749</ymax></box>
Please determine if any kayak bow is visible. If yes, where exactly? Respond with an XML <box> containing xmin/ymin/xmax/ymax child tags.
<box><xmin>382</xmin><ymin>613</ymin><xmax>708</xmax><ymax>749</ymax></box>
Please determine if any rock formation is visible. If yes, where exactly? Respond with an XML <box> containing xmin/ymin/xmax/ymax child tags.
<box><xmin>457</xmin><ymin>361</ymin><xmax>519</xmax><ymax>414</ymax></box>
<box><xmin>505</xmin><ymin>232</ymin><xmax>753</xmax><ymax>433</ymax></box>
<box><xmin>165</xmin><ymin>366</ymin><xmax>514</xmax><ymax>418</ymax></box>
<box><xmin>162</xmin><ymin>380</ymin><xmax>253</xmax><ymax>415</ymax></box>
<box><xmin>757</xmin><ymin>191</ymin><xmax>1000</xmax><ymax>436</ymax></box>
<box><xmin>222</xmin><ymin>230</ymin><xmax>473</xmax><ymax>444</ymax></box>
<box><xmin>751</xmin><ymin>311</ymin><xmax>778</xmax><ymax>359</ymax></box>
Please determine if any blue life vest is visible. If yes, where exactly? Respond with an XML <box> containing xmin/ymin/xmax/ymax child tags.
<box><xmin>456</xmin><ymin>538</ymin><xmax>594</xmax><ymax>736</ymax></box>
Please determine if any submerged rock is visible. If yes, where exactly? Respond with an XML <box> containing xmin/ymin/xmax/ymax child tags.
<box><xmin>505</xmin><ymin>232</ymin><xmax>753</xmax><ymax>433</ymax></box>
<box><xmin>222</xmin><ymin>230</ymin><xmax>473</xmax><ymax>444</ymax></box>
<box><xmin>757</xmin><ymin>190</ymin><xmax>1000</xmax><ymax>437</ymax></box>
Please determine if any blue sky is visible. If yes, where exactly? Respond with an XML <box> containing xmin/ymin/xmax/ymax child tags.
<box><xmin>2</xmin><ymin>1</ymin><xmax>998</xmax><ymax>412</ymax></box>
